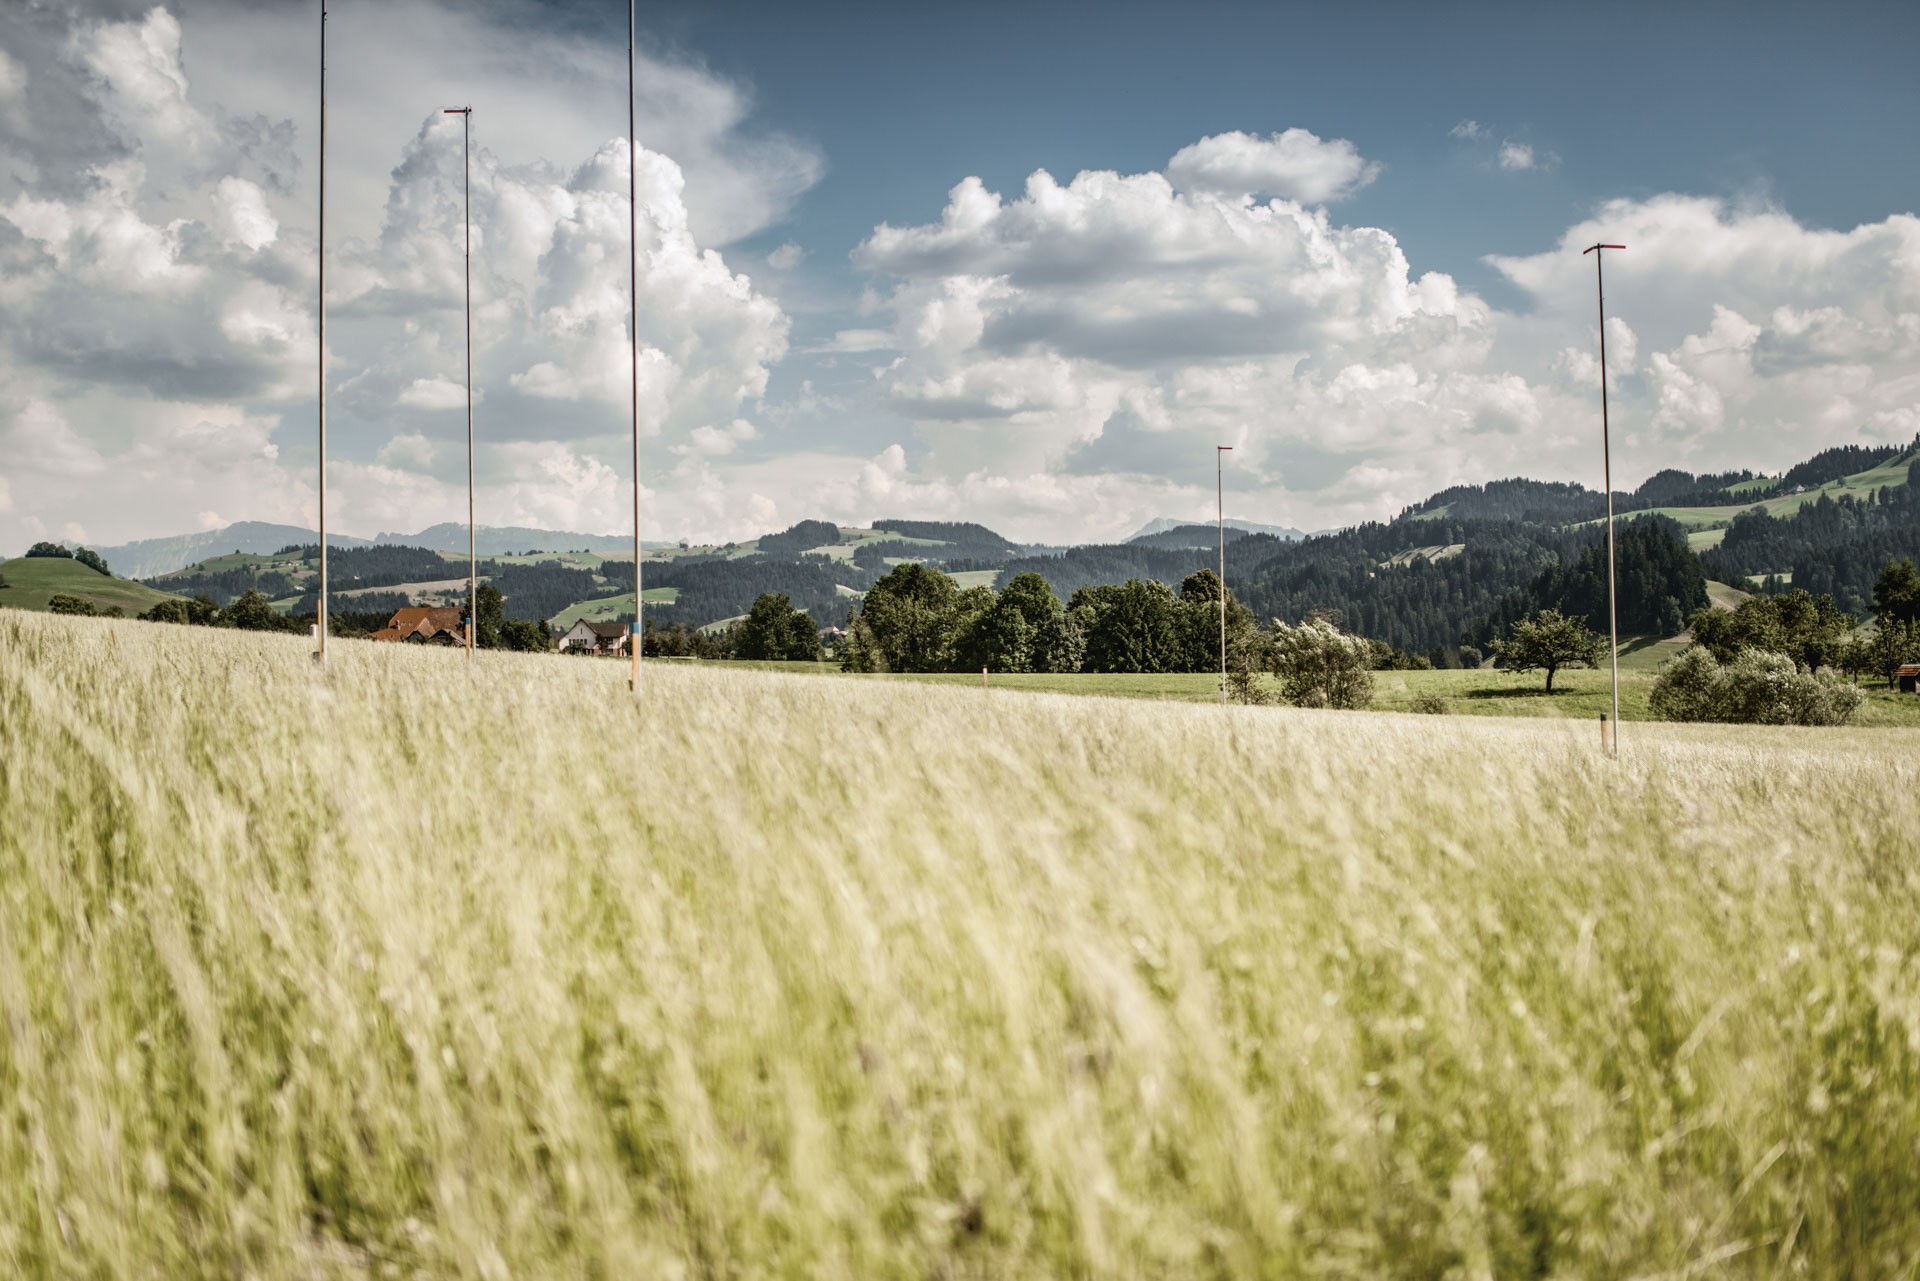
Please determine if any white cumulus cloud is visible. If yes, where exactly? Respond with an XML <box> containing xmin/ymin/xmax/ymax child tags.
<box><xmin>1166</xmin><ymin>128</ymin><xmax>1379</xmax><ymax>204</ymax></box>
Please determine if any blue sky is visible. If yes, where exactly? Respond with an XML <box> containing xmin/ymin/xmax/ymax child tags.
<box><xmin>1</xmin><ymin>0</ymin><xmax>1916</xmax><ymax>551</ymax></box>
<box><xmin>673</xmin><ymin>0</ymin><xmax>1919</xmax><ymax>304</ymax></box>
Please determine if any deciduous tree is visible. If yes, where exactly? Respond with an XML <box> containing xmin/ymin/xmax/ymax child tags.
<box><xmin>1493</xmin><ymin>608</ymin><xmax>1603</xmax><ymax>693</ymax></box>
<box><xmin>844</xmin><ymin>563</ymin><xmax>957</xmax><ymax>672</ymax></box>
<box><xmin>1874</xmin><ymin>557</ymin><xmax>1920</xmax><ymax>626</ymax></box>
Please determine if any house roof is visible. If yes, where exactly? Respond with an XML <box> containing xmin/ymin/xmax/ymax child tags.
<box><xmin>584</xmin><ymin>620</ymin><xmax>629</xmax><ymax>639</ymax></box>
<box><xmin>1897</xmin><ymin>664</ymin><xmax>1920</xmax><ymax>677</ymax></box>
<box><xmin>388</xmin><ymin>606</ymin><xmax>463</xmax><ymax>633</ymax></box>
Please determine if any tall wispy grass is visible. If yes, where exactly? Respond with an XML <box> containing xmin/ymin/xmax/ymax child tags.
<box><xmin>2</xmin><ymin>609</ymin><xmax>1917</xmax><ymax>1278</ymax></box>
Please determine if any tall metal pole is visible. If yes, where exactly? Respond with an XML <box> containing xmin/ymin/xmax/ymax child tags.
<box><xmin>1217</xmin><ymin>444</ymin><xmax>1232</xmax><ymax>705</ymax></box>
<box><xmin>445</xmin><ymin>106</ymin><xmax>473</xmax><ymax>663</ymax></box>
<box><xmin>315</xmin><ymin>0</ymin><xmax>328</xmax><ymax>664</ymax></box>
<box><xmin>627</xmin><ymin>0</ymin><xmax>643</xmax><ymax>692</ymax></box>
<box><xmin>1585</xmin><ymin>243</ymin><xmax>1626</xmax><ymax>755</ymax></box>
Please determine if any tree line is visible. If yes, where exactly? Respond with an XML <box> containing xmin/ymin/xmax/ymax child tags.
<box><xmin>838</xmin><ymin>563</ymin><xmax>1251</xmax><ymax>676</ymax></box>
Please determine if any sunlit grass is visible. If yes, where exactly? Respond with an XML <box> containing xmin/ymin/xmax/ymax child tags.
<box><xmin>3</xmin><ymin>610</ymin><xmax>1919</xmax><ymax>1278</ymax></box>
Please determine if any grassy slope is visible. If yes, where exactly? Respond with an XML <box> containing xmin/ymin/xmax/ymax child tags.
<box><xmin>0</xmin><ymin>556</ymin><xmax>182</xmax><ymax>614</ymax></box>
<box><xmin>1705</xmin><ymin>579</ymin><xmax>1753</xmax><ymax>610</ymax></box>
<box><xmin>3</xmin><ymin>611</ymin><xmax>1918</xmax><ymax>1278</ymax></box>
<box><xmin>1601</xmin><ymin>447</ymin><xmax>1917</xmax><ymax>532</ymax></box>
<box><xmin>548</xmin><ymin>588</ymin><xmax>679</xmax><ymax>630</ymax></box>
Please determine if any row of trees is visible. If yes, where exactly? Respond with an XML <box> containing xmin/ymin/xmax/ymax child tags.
<box><xmin>838</xmin><ymin>563</ymin><xmax>1251</xmax><ymax>677</ymax></box>
<box><xmin>832</xmin><ymin>563</ymin><xmax>1449</xmax><ymax>712</ymax></box>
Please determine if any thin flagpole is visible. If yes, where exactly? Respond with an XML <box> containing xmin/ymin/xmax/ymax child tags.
<box><xmin>315</xmin><ymin>0</ymin><xmax>328</xmax><ymax>664</ymax></box>
<box><xmin>627</xmin><ymin>0</ymin><xmax>643</xmax><ymax>691</ymax></box>
<box><xmin>445</xmin><ymin>107</ymin><xmax>474</xmax><ymax>661</ymax></box>
<box><xmin>1585</xmin><ymin>242</ymin><xmax>1625</xmax><ymax>755</ymax></box>
<box><xmin>1218</xmin><ymin>445</ymin><xmax>1232</xmax><ymax>704</ymax></box>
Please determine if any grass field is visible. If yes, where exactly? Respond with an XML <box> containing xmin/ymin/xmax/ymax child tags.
<box><xmin>735</xmin><ymin>655</ymin><xmax>1920</xmax><ymax>727</ymax></box>
<box><xmin>0</xmin><ymin>556</ymin><xmax>182</xmax><ymax>615</ymax></box>
<box><xmin>5</xmin><ymin>611</ymin><xmax>1919</xmax><ymax>1279</ymax></box>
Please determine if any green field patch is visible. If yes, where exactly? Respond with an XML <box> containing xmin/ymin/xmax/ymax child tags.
<box><xmin>1379</xmin><ymin>542</ymin><xmax>1464</xmax><ymax>568</ymax></box>
<box><xmin>1705</xmin><ymin>579</ymin><xmax>1751</xmax><ymax>610</ymax></box>
<box><xmin>1685</xmin><ymin>526</ymin><xmax>1728</xmax><ymax>550</ymax></box>
<box><xmin>548</xmin><ymin>588</ymin><xmax>677</xmax><ymax>630</ymax></box>
<box><xmin>336</xmin><ymin>576</ymin><xmax>477</xmax><ymax>600</ymax></box>
<box><xmin>724</xmin><ymin>655</ymin><xmax>1920</xmax><ymax>727</ymax></box>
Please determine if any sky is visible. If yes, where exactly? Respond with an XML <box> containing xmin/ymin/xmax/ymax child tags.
<box><xmin>1</xmin><ymin>0</ymin><xmax>1916</xmax><ymax>553</ymax></box>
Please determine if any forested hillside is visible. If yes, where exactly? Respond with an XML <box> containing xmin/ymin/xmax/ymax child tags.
<box><xmin>1471</xmin><ymin>518</ymin><xmax>1709</xmax><ymax>645</ymax></box>
<box><xmin>645</xmin><ymin>557</ymin><xmax>855</xmax><ymax>630</ymax></box>
<box><xmin>83</xmin><ymin>437</ymin><xmax>1918</xmax><ymax>649</ymax></box>
<box><xmin>1702</xmin><ymin>460</ymin><xmax>1920</xmax><ymax>614</ymax></box>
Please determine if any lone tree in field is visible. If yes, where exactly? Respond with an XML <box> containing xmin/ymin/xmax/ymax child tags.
<box><xmin>1494</xmin><ymin>608</ymin><xmax>1604</xmax><ymax>693</ymax></box>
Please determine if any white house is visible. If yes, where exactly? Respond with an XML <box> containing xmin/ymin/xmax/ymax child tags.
<box><xmin>558</xmin><ymin>619</ymin><xmax>629</xmax><ymax>655</ymax></box>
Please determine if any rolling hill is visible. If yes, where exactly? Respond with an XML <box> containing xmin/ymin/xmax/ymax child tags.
<box><xmin>0</xmin><ymin>555</ymin><xmax>184</xmax><ymax>615</ymax></box>
<box><xmin>94</xmin><ymin>521</ymin><xmax>663</xmax><ymax>579</ymax></box>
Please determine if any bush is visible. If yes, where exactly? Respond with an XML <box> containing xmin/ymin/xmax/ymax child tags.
<box><xmin>1648</xmin><ymin>647</ymin><xmax>1723</xmax><ymax>721</ymax></box>
<box><xmin>25</xmin><ymin>542</ymin><xmax>72</xmax><ymax>559</ymax></box>
<box><xmin>1225</xmin><ymin>629</ymin><xmax>1272</xmax><ymax>705</ymax></box>
<box><xmin>1269</xmin><ymin>618</ymin><xmax>1374</xmax><ymax>709</ymax></box>
<box><xmin>1722</xmin><ymin>649</ymin><xmax>1862</xmax><ymax>726</ymax></box>
<box><xmin>47</xmin><ymin>594</ymin><xmax>97</xmax><ymax>615</ymax></box>
<box><xmin>73</xmin><ymin>547</ymin><xmax>111</xmax><ymax>576</ymax></box>
<box><xmin>499</xmin><ymin>619</ymin><xmax>552</xmax><ymax>653</ymax></box>
<box><xmin>1650</xmin><ymin>646</ymin><xmax>1862</xmax><ymax>726</ymax></box>
<box><xmin>1458</xmin><ymin>645</ymin><xmax>1483</xmax><ymax>670</ymax></box>
<box><xmin>1409</xmin><ymin>691</ymin><xmax>1450</xmax><ymax>715</ymax></box>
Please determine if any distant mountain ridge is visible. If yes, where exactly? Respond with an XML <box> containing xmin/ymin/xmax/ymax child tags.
<box><xmin>374</xmin><ymin>524</ymin><xmax>637</xmax><ymax>560</ymax></box>
<box><xmin>1129</xmin><ymin>516</ymin><xmax>1305</xmax><ymax>542</ymax></box>
<box><xmin>98</xmin><ymin>522</ymin><xmax>642</xmax><ymax>578</ymax></box>
<box><xmin>97</xmin><ymin>522</ymin><xmax>371</xmax><ymax>580</ymax></box>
